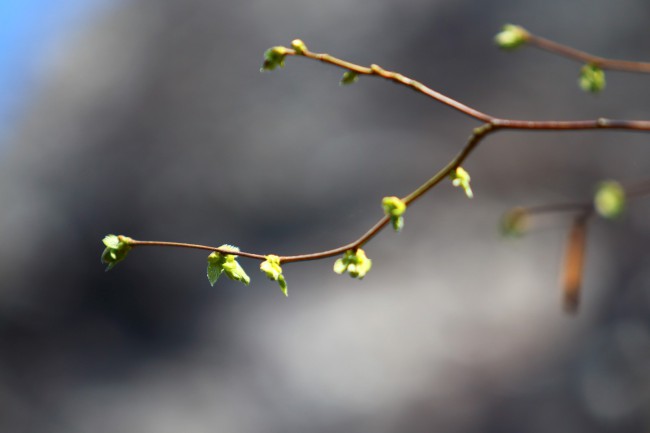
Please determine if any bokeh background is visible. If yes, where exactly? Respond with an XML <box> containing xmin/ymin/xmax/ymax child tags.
<box><xmin>1</xmin><ymin>0</ymin><xmax>649</xmax><ymax>431</ymax></box>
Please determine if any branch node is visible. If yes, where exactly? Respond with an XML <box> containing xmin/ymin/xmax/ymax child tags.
<box><xmin>473</xmin><ymin>123</ymin><xmax>495</xmax><ymax>136</ymax></box>
<box><xmin>370</xmin><ymin>64</ymin><xmax>384</xmax><ymax>74</ymax></box>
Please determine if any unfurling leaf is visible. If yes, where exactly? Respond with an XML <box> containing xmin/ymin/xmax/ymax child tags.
<box><xmin>206</xmin><ymin>258</ymin><xmax>223</xmax><ymax>286</ymax></box>
<box><xmin>261</xmin><ymin>46</ymin><xmax>289</xmax><ymax>72</ymax></box>
<box><xmin>101</xmin><ymin>235</ymin><xmax>133</xmax><ymax>271</ymax></box>
<box><xmin>382</xmin><ymin>196</ymin><xmax>407</xmax><ymax>232</ymax></box>
<box><xmin>260</xmin><ymin>255</ymin><xmax>288</xmax><ymax>296</ymax></box>
<box><xmin>579</xmin><ymin>64</ymin><xmax>606</xmax><ymax>93</ymax></box>
<box><xmin>450</xmin><ymin>166</ymin><xmax>473</xmax><ymax>198</ymax></box>
<box><xmin>594</xmin><ymin>181</ymin><xmax>625</xmax><ymax>219</ymax></box>
<box><xmin>494</xmin><ymin>24</ymin><xmax>529</xmax><ymax>50</ymax></box>
<box><xmin>333</xmin><ymin>249</ymin><xmax>372</xmax><ymax>279</ymax></box>
<box><xmin>207</xmin><ymin>245</ymin><xmax>250</xmax><ymax>287</ymax></box>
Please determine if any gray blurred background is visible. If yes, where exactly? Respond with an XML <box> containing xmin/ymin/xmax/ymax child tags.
<box><xmin>1</xmin><ymin>0</ymin><xmax>649</xmax><ymax>431</ymax></box>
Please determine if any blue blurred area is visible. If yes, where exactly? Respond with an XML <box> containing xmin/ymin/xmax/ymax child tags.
<box><xmin>0</xmin><ymin>0</ymin><xmax>117</xmax><ymax>144</ymax></box>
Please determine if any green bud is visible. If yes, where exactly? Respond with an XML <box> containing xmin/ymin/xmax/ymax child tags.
<box><xmin>207</xmin><ymin>245</ymin><xmax>250</xmax><ymax>286</ymax></box>
<box><xmin>340</xmin><ymin>71</ymin><xmax>359</xmax><ymax>85</ymax></box>
<box><xmin>382</xmin><ymin>196</ymin><xmax>407</xmax><ymax>232</ymax></box>
<box><xmin>261</xmin><ymin>46</ymin><xmax>289</xmax><ymax>72</ymax></box>
<box><xmin>260</xmin><ymin>254</ymin><xmax>288</xmax><ymax>296</ymax></box>
<box><xmin>594</xmin><ymin>181</ymin><xmax>625</xmax><ymax>219</ymax></box>
<box><xmin>500</xmin><ymin>207</ymin><xmax>529</xmax><ymax>237</ymax></box>
<box><xmin>260</xmin><ymin>255</ymin><xmax>282</xmax><ymax>280</ymax></box>
<box><xmin>291</xmin><ymin>39</ymin><xmax>308</xmax><ymax>55</ymax></box>
<box><xmin>579</xmin><ymin>64</ymin><xmax>606</xmax><ymax>93</ymax></box>
<box><xmin>101</xmin><ymin>234</ymin><xmax>133</xmax><ymax>271</ymax></box>
<box><xmin>333</xmin><ymin>248</ymin><xmax>372</xmax><ymax>279</ymax></box>
<box><xmin>382</xmin><ymin>196</ymin><xmax>406</xmax><ymax>216</ymax></box>
<box><xmin>450</xmin><ymin>166</ymin><xmax>473</xmax><ymax>198</ymax></box>
<box><xmin>494</xmin><ymin>24</ymin><xmax>529</xmax><ymax>50</ymax></box>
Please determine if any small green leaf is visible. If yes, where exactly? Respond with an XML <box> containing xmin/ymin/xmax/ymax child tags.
<box><xmin>260</xmin><ymin>255</ymin><xmax>288</xmax><ymax>296</ymax></box>
<box><xmin>594</xmin><ymin>181</ymin><xmax>625</xmax><ymax>219</ymax></box>
<box><xmin>102</xmin><ymin>234</ymin><xmax>120</xmax><ymax>249</ymax></box>
<box><xmin>207</xmin><ymin>253</ymin><xmax>224</xmax><ymax>286</ymax></box>
<box><xmin>333</xmin><ymin>249</ymin><xmax>372</xmax><ymax>279</ymax></box>
<box><xmin>391</xmin><ymin>215</ymin><xmax>404</xmax><ymax>232</ymax></box>
<box><xmin>494</xmin><ymin>24</ymin><xmax>529</xmax><ymax>50</ymax></box>
<box><xmin>223</xmin><ymin>260</ymin><xmax>251</xmax><ymax>285</ymax></box>
<box><xmin>340</xmin><ymin>71</ymin><xmax>359</xmax><ymax>85</ymax></box>
<box><xmin>579</xmin><ymin>64</ymin><xmax>606</xmax><ymax>93</ymax></box>
<box><xmin>207</xmin><ymin>245</ymin><xmax>250</xmax><ymax>286</ymax></box>
<box><xmin>333</xmin><ymin>258</ymin><xmax>347</xmax><ymax>274</ymax></box>
<box><xmin>382</xmin><ymin>196</ymin><xmax>407</xmax><ymax>232</ymax></box>
<box><xmin>261</xmin><ymin>46</ymin><xmax>289</xmax><ymax>72</ymax></box>
<box><xmin>450</xmin><ymin>167</ymin><xmax>473</xmax><ymax>198</ymax></box>
<box><xmin>101</xmin><ymin>234</ymin><xmax>133</xmax><ymax>271</ymax></box>
<box><xmin>500</xmin><ymin>207</ymin><xmax>529</xmax><ymax>237</ymax></box>
<box><xmin>291</xmin><ymin>39</ymin><xmax>308</xmax><ymax>55</ymax></box>
<box><xmin>278</xmin><ymin>275</ymin><xmax>288</xmax><ymax>297</ymax></box>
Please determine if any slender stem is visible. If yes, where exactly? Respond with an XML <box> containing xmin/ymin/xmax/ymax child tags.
<box><xmin>526</xmin><ymin>33</ymin><xmax>650</xmax><ymax>73</ymax></box>
<box><xmin>127</xmin><ymin>240</ymin><xmax>268</xmax><ymax>260</ymax></box>
<box><xmin>403</xmin><ymin>123</ymin><xmax>497</xmax><ymax>204</ymax></box>
<box><xmin>127</xmin><ymin>217</ymin><xmax>392</xmax><ymax>264</ymax></box>
<box><xmin>301</xmin><ymin>50</ymin><xmax>493</xmax><ymax>122</ymax></box>
<box><xmin>281</xmin><ymin>216</ymin><xmax>390</xmax><ymax>263</ymax></box>
<box><xmin>124</xmin><ymin>43</ymin><xmax>650</xmax><ymax>266</ymax></box>
<box><xmin>512</xmin><ymin>177</ymin><xmax>650</xmax><ymax>219</ymax></box>
<box><xmin>298</xmin><ymin>48</ymin><xmax>650</xmax><ymax>131</ymax></box>
<box><xmin>493</xmin><ymin>118</ymin><xmax>650</xmax><ymax>130</ymax></box>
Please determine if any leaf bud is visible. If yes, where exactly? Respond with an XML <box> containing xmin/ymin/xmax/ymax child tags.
<box><xmin>261</xmin><ymin>46</ymin><xmax>289</xmax><ymax>72</ymax></box>
<box><xmin>494</xmin><ymin>24</ymin><xmax>529</xmax><ymax>50</ymax></box>
<box><xmin>594</xmin><ymin>180</ymin><xmax>625</xmax><ymax>219</ymax></box>
<box><xmin>579</xmin><ymin>64</ymin><xmax>606</xmax><ymax>93</ymax></box>
<box><xmin>291</xmin><ymin>39</ymin><xmax>308</xmax><ymax>55</ymax></box>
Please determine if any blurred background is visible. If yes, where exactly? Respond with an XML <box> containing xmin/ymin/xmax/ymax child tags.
<box><xmin>1</xmin><ymin>0</ymin><xmax>649</xmax><ymax>431</ymax></box>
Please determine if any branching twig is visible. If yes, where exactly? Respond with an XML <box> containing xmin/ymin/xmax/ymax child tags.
<box><xmin>495</xmin><ymin>24</ymin><xmax>650</xmax><ymax>92</ymax></box>
<box><xmin>126</xmin><ymin>43</ymin><xmax>649</xmax><ymax>261</ymax></box>
<box><xmin>103</xmin><ymin>31</ymin><xmax>650</xmax><ymax>301</ymax></box>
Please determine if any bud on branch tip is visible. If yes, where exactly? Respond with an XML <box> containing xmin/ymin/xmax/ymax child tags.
<box><xmin>260</xmin><ymin>255</ymin><xmax>288</xmax><ymax>296</ymax></box>
<box><xmin>101</xmin><ymin>234</ymin><xmax>133</xmax><ymax>271</ymax></box>
<box><xmin>261</xmin><ymin>46</ymin><xmax>289</xmax><ymax>72</ymax></box>
<box><xmin>291</xmin><ymin>39</ymin><xmax>308</xmax><ymax>55</ymax></box>
<box><xmin>494</xmin><ymin>24</ymin><xmax>529</xmax><ymax>50</ymax></box>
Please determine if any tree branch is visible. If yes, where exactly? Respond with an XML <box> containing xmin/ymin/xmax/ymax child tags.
<box><xmin>101</xmin><ymin>31</ymin><xmax>650</xmax><ymax>309</ymax></box>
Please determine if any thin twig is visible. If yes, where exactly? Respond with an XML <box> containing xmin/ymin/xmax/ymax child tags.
<box><xmin>125</xmin><ymin>44</ymin><xmax>650</xmax><ymax>265</ymax></box>
<box><xmin>513</xmin><ymin>176</ymin><xmax>650</xmax><ymax>219</ymax></box>
<box><xmin>526</xmin><ymin>32</ymin><xmax>650</xmax><ymax>73</ymax></box>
